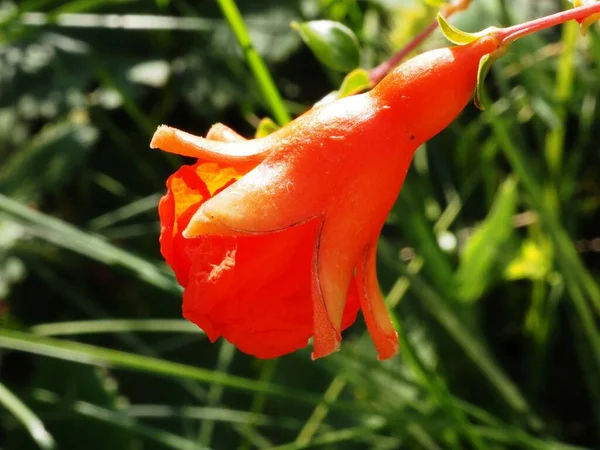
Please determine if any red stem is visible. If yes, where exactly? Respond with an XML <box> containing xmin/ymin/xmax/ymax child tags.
<box><xmin>498</xmin><ymin>3</ymin><xmax>600</xmax><ymax>42</ymax></box>
<box><xmin>368</xmin><ymin>2</ymin><xmax>600</xmax><ymax>86</ymax></box>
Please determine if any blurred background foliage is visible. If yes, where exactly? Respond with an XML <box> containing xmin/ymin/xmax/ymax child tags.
<box><xmin>1</xmin><ymin>0</ymin><xmax>600</xmax><ymax>449</ymax></box>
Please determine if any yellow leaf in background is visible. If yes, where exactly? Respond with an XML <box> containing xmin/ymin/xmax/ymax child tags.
<box><xmin>504</xmin><ymin>239</ymin><xmax>552</xmax><ymax>281</ymax></box>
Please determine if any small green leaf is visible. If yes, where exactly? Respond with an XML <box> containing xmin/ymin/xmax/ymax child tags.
<box><xmin>291</xmin><ymin>20</ymin><xmax>360</xmax><ymax>72</ymax></box>
<box><xmin>255</xmin><ymin>117</ymin><xmax>280</xmax><ymax>138</ymax></box>
<box><xmin>474</xmin><ymin>45</ymin><xmax>507</xmax><ymax>110</ymax></box>
<box><xmin>474</xmin><ymin>54</ymin><xmax>492</xmax><ymax>110</ymax></box>
<box><xmin>570</xmin><ymin>0</ymin><xmax>600</xmax><ymax>31</ymax></box>
<box><xmin>580</xmin><ymin>13</ymin><xmax>600</xmax><ymax>35</ymax></box>
<box><xmin>437</xmin><ymin>13</ymin><xmax>480</xmax><ymax>45</ymax></box>
<box><xmin>338</xmin><ymin>68</ymin><xmax>372</xmax><ymax>98</ymax></box>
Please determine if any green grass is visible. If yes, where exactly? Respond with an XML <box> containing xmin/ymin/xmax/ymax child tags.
<box><xmin>1</xmin><ymin>0</ymin><xmax>600</xmax><ymax>449</ymax></box>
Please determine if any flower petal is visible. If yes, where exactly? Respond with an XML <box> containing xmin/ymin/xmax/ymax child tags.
<box><xmin>182</xmin><ymin>219</ymin><xmax>321</xmax><ymax>359</ymax></box>
<box><xmin>356</xmin><ymin>241</ymin><xmax>398</xmax><ymax>360</ymax></box>
<box><xmin>158</xmin><ymin>161</ymin><xmax>242</xmax><ymax>285</ymax></box>
<box><xmin>158</xmin><ymin>125</ymin><xmax>250</xmax><ymax>285</ymax></box>
<box><xmin>150</xmin><ymin>125</ymin><xmax>270</xmax><ymax>169</ymax></box>
<box><xmin>206</xmin><ymin>123</ymin><xmax>246</xmax><ymax>142</ymax></box>
<box><xmin>310</xmin><ymin>218</ymin><xmax>366</xmax><ymax>359</ymax></box>
<box><xmin>183</xmin><ymin>162</ymin><xmax>322</xmax><ymax>238</ymax></box>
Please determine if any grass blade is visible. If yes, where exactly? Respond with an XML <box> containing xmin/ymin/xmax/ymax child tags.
<box><xmin>0</xmin><ymin>193</ymin><xmax>181</xmax><ymax>295</ymax></box>
<box><xmin>198</xmin><ymin>342</ymin><xmax>238</xmax><ymax>448</ymax></box>
<box><xmin>33</xmin><ymin>389</ymin><xmax>205</xmax><ymax>450</ymax></box>
<box><xmin>0</xmin><ymin>328</ymin><xmax>322</xmax><ymax>404</ymax></box>
<box><xmin>216</xmin><ymin>0</ymin><xmax>291</xmax><ymax>125</ymax></box>
<box><xmin>379</xmin><ymin>239</ymin><xmax>538</xmax><ymax>425</ymax></box>
<box><xmin>269</xmin><ymin>418</ymin><xmax>387</xmax><ymax>450</ymax></box>
<box><xmin>0</xmin><ymin>382</ymin><xmax>56</xmax><ymax>450</ymax></box>
<box><xmin>30</xmin><ymin>319</ymin><xmax>201</xmax><ymax>336</ymax></box>
<box><xmin>394</xmin><ymin>314</ymin><xmax>486</xmax><ymax>450</ymax></box>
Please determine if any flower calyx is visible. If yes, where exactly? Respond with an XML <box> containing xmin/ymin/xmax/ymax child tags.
<box><xmin>571</xmin><ymin>0</ymin><xmax>600</xmax><ymax>35</ymax></box>
<box><xmin>437</xmin><ymin>14</ymin><xmax>504</xmax><ymax>110</ymax></box>
<box><xmin>438</xmin><ymin>0</ymin><xmax>600</xmax><ymax>108</ymax></box>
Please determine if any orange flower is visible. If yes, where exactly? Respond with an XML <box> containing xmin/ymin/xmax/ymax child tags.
<box><xmin>152</xmin><ymin>37</ymin><xmax>499</xmax><ymax>360</ymax></box>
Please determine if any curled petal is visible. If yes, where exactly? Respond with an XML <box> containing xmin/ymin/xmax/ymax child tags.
<box><xmin>206</xmin><ymin>123</ymin><xmax>246</xmax><ymax>142</ymax></box>
<box><xmin>151</xmin><ymin>125</ymin><xmax>270</xmax><ymax>169</ymax></box>
<box><xmin>356</xmin><ymin>241</ymin><xmax>398</xmax><ymax>360</ymax></box>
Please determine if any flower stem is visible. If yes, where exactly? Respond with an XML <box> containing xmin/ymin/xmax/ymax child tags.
<box><xmin>369</xmin><ymin>0</ymin><xmax>473</xmax><ymax>85</ymax></box>
<box><xmin>498</xmin><ymin>2</ymin><xmax>600</xmax><ymax>43</ymax></box>
<box><xmin>216</xmin><ymin>0</ymin><xmax>292</xmax><ymax>125</ymax></box>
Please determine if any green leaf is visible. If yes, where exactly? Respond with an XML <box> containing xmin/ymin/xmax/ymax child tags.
<box><xmin>437</xmin><ymin>13</ymin><xmax>481</xmax><ymax>45</ymax></box>
<box><xmin>581</xmin><ymin>14</ymin><xmax>600</xmax><ymax>36</ymax></box>
<box><xmin>338</xmin><ymin>68</ymin><xmax>372</xmax><ymax>98</ymax></box>
<box><xmin>291</xmin><ymin>20</ymin><xmax>360</xmax><ymax>72</ymax></box>
<box><xmin>456</xmin><ymin>177</ymin><xmax>519</xmax><ymax>302</ymax></box>
<box><xmin>474</xmin><ymin>54</ymin><xmax>493</xmax><ymax>110</ymax></box>
<box><xmin>255</xmin><ymin>117</ymin><xmax>280</xmax><ymax>138</ymax></box>
<box><xmin>474</xmin><ymin>46</ymin><xmax>507</xmax><ymax>110</ymax></box>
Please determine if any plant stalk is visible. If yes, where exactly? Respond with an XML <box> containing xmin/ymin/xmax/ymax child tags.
<box><xmin>498</xmin><ymin>3</ymin><xmax>600</xmax><ymax>42</ymax></box>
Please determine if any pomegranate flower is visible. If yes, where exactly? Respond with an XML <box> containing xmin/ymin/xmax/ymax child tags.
<box><xmin>152</xmin><ymin>37</ymin><xmax>500</xmax><ymax>360</ymax></box>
